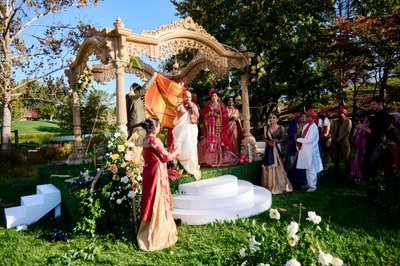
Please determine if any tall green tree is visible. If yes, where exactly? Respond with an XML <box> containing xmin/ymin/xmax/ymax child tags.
<box><xmin>58</xmin><ymin>89</ymin><xmax>112</xmax><ymax>135</ymax></box>
<box><xmin>172</xmin><ymin>0</ymin><xmax>336</xmax><ymax>120</ymax></box>
<box><xmin>0</xmin><ymin>0</ymin><xmax>100</xmax><ymax>150</ymax></box>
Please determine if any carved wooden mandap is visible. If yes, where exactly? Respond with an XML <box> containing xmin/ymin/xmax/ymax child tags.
<box><xmin>66</xmin><ymin>16</ymin><xmax>260</xmax><ymax>164</ymax></box>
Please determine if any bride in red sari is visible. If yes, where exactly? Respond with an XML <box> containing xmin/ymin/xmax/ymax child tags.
<box><xmin>137</xmin><ymin>118</ymin><xmax>180</xmax><ymax>251</ymax></box>
<box><xmin>198</xmin><ymin>90</ymin><xmax>239</xmax><ymax>167</ymax></box>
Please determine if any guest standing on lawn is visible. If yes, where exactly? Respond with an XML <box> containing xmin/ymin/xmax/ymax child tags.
<box><xmin>261</xmin><ymin>113</ymin><xmax>293</xmax><ymax>194</ymax></box>
<box><xmin>296</xmin><ymin>109</ymin><xmax>323</xmax><ymax>192</ymax></box>
<box><xmin>137</xmin><ymin>118</ymin><xmax>180</xmax><ymax>251</ymax></box>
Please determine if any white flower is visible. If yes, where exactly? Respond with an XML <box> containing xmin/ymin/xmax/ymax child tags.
<box><xmin>287</xmin><ymin>234</ymin><xmax>299</xmax><ymax>247</ymax></box>
<box><xmin>239</xmin><ymin>247</ymin><xmax>246</xmax><ymax>258</ymax></box>
<box><xmin>249</xmin><ymin>235</ymin><xmax>261</xmax><ymax>253</ymax></box>
<box><xmin>127</xmin><ymin>190</ymin><xmax>136</xmax><ymax>198</ymax></box>
<box><xmin>136</xmin><ymin>174</ymin><xmax>142</xmax><ymax>182</ymax></box>
<box><xmin>124</xmin><ymin>153</ymin><xmax>133</xmax><ymax>161</ymax></box>
<box><xmin>306</xmin><ymin>211</ymin><xmax>322</xmax><ymax>224</ymax></box>
<box><xmin>116</xmin><ymin>199</ymin><xmax>122</xmax><ymax>204</ymax></box>
<box><xmin>285</xmin><ymin>258</ymin><xmax>301</xmax><ymax>266</ymax></box>
<box><xmin>332</xmin><ymin>257</ymin><xmax>343</xmax><ymax>266</ymax></box>
<box><xmin>258</xmin><ymin>264</ymin><xmax>270</xmax><ymax>266</ymax></box>
<box><xmin>287</xmin><ymin>221</ymin><xmax>299</xmax><ymax>236</ymax></box>
<box><xmin>269</xmin><ymin>208</ymin><xmax>280</xmax><ymax>220</ymax></box>
<box><xmin>120</xmin><ymin>176</ymin><xmax>129</xmax><ymax>184</ymax></box>
<box><xmin>114</xmin><ymin>132</ymin><xmax>121</xmax><ymax>137</ymax></box>
<box><xmin>318</xmin><ymin>251</ymin><xmax>333</xmax><ymax>266</ymax></box>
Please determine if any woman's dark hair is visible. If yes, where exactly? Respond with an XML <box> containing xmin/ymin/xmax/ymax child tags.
<box><xmin>141</xmin><ymin>118</ymin><xmax>159</xmax><ymax>133</ymax></box>
<box><xmin>271</xmin><ymin>112</ymin><xmax>280</xmax><ymax>119</ymax></box>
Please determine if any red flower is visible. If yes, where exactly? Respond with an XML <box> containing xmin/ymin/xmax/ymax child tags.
<box><xmin>168</xmin><ymin>169</ymin><xmax>182</xmax><ymax>181</ymax></box>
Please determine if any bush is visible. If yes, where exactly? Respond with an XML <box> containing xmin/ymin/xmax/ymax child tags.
<box><xmin>360</xmin><ymin>172</ymin><xmax>400</xmax><ymax>215</ymax></box>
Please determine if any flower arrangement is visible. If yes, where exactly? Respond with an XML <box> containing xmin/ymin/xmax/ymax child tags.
<box><xmin>101</xmin><ymin>131</ymin><xmax>142</xmax><ymax>208</ymax></box>
<box><xmin>250</xmin><ymin>53</ymin><xmax>269</xmax><ymax>83</ymax></box>
<box><xmin>74</xmin><ymin>66</ymin><xmax>94</xmax><ymax>95</ymax></box>
<box><xmin>236</xmin><ymin>208</ymin><xmax>343</xmax><ymax>266</ymax></box>
<box><xmin>73</xmin><ymin>130</ymin><xmax>143</xmax><ymax>237</ymax></box>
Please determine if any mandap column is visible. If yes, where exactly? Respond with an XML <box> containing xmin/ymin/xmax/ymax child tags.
<box><xmin>114</xmin><ymin>61</ymin><xmax>128</xmax><ymax>138</ymax></box>
<box><xmin>240</xmin><ymin>73</ymin><xmax>261</xmax><ymax>162</ymax></box>
<box><xmin>67</xmin><ymin>67</ymin><xmax>84</xmax><ymax>164</ymax></box>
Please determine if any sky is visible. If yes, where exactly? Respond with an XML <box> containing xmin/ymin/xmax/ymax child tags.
<box><xmin>37</xmin><ymin>0</ymin><xmax>181</xmax><ymax>96</ymax></box>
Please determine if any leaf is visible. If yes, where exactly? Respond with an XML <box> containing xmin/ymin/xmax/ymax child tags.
<box><xmin>128</xmin><ymin>56</ymin><xmax>142</xmax><ymax>69</ymax></box>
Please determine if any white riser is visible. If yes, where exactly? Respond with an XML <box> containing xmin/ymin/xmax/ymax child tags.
<box><xmin>4</xmin><ymin>184</ymin><xmax>61</xmax><ymax>229</ymax></box>
<box><xmin>173</xmin><ymin>180</ymin><xmax>254</xmax><ymax>210</ymax></box>
<box><xmin>21</xmin><ymin>195</ymin><xmax>43</xmax><ymax>206</ymax></box>
<box><xmin>178</xmin><ymin>174</ymin><xmax>238</xmax><ymax>196</ymax></box>
<box><xmin>173</xmin><ymin>186</ymin><xmax>271</xmax><ymax>225</ymax></box>
<box><xmin>173</xmin><ymin>175</ymin><xmax>272</xmax><ymax>225</ymax></box>
<box><xmin>37</xmin><ymin>184</ymin><xmax>60</xmax><ymax>194</ymax></box>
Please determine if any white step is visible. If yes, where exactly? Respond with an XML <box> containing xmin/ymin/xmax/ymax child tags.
<box><xmin>178</xmin><ymin>174</ymin><xmax>238</xmax><ymax>196</ymax></box>
<box><xmin>37</xmin><ymin>184</ymin><xmax>60</xmax><ymax>194</ymax></box>
<box><xmin>173</xmin><ymin>180</ymin><xmax>254</xmax><ymax>210</ymax></box>
<box><xmin>4</xmin><ymin>184</ymin><xmax>61</xmax><ymax>229</ymax></box>
<box><xmin>173</xmin><ymin>176</ymin><xmax>272</xmax><ymax>225</ymax></box>
<box><xmin>173</xmin><ymin>186</ymin><xmax>271</xmax><ymax>225</ymax></box>
<box><xmin>21</xmin><ymin>195</ymin><xmax>43</xmax><ymax>206</ymax></box>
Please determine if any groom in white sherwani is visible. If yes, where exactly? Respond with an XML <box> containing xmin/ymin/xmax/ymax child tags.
<box><xmin>296</xmin><ymin>109</ymin><xmax>323</xmax><ymax>192</ymax></box>
<box><xmin>172</xmin><ymin>91</ymin><xmax>201</xmax><ymax>179</ymax></box>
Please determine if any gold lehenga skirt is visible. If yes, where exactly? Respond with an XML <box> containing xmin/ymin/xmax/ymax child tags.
<box><xmin>261</xmin><ymin>146</ymin><xmax>293</xmax><ymax>194</ymax></box>
<box><xmin>137</xmin><ymin>175</ymin><xmax>178</xmax><ymax>251</ymax></box>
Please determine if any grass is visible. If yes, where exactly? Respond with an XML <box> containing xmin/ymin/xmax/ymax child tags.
<box><xmin>11</xmin><ymin>120</ymin><xmax>64</xmax><ymax>135</ymax></box>
<box><xmin>0</xmin><ymin>164</ymin><xmax>399</xmax><ymax>265</ymax></box>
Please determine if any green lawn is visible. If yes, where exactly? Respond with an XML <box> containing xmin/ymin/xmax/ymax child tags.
<box><xmin>0</xmin><ymin>165</ymin><xmax>398</xmax><ymax>265</ymax></box>
<box><xmin>11</xmin><ymin>120</ymin><xmax>63</xmax><ymax>135</ymax></box>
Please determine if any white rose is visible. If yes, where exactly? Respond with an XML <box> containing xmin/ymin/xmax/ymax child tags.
<box><xmin>332</xmin><ymin>257</ymin><xmax>343</xmax><ymax>266</ymax></box>
<box><xmin>116</xmin><ymin>199</ymin><xmax>122</xmax><ymax>204</ymax></box>
<box><xmin>285</xmin><ymin>258</ymin><xmax>301</xmax><ymax>266</ymax></box>
<box><xmin>287</xmin><ymin>221</ymin><xmax>299</xmax><ymax>236</ymax></box>
<box><xmin>124</xmin><ymin>153</ymin><xmax>132</xmax><ymax>162</ymax></box>
<box><xmin>269</xmin><ymin>208</ymin><xmax>280</xmax><ymax>220</ymax></box>
<box><xmin>249</xmin><ymin>235</ymin><xmax>261</xmax><ymax>253</ymax></box>
<box><xmin>287</xmin><ymin>234</ymin><xmax>299</xmax><ymax>247</ymax></box>
<box><xmin>318</xmin><ymin>251</ymin><xmax>333</xmax><ymax>266</ymax></box>
<box><xmin>127</xmin><ymin>191</ymin><xmax>136</xmax><ymax>198</ymax></box>
<box><xmin>121</xmin><ymin>176</ymin><xmax>129</xmax><ymax>184</ymax></box>
<box><xmin>239</xmin><ymin>247</ymin><xmax>246</xmax><ymax>258</ymax></box>
<box><xmin>306</xmin><ymin>211</ymin><xmax>322</xmax><ymax>224</ymax></box>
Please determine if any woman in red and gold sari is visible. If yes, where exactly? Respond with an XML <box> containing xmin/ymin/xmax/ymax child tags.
<box><xmin>198</xmin><ymin>90</ymin><xmax>239</xmax><ymax>167</ymax></box>
<box><xmin>227</xmin><ymin>96</ymin><xmax>243</xmax><ymax>155</ymax></box>
<box><xmin>137</xmin><ymin>118</ymin><xmax>180</xmax><ymax>251</ymax></box>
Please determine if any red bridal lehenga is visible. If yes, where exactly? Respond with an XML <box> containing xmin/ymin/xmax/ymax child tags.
<box><xmin>198</xmin><ymin>100</ymin><xmax>239</xmax><ymax>167</ymax></box>
<box><xmin>137</xmin><ymin>135</ymin><xmax>178</xmax><ymax>251</ymax></box>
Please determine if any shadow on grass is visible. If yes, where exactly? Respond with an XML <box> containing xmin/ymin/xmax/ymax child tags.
<box><xmin>35</xmin><ymin>126</ymin><xmax>63</xmax><ymax>133</ymax></box>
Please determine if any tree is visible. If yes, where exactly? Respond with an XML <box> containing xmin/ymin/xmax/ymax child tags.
<box><xmin>172</xmin><ymin>0</ymin><xmax>336</xmax><ymax>120</ymax></box>
<box><xmin>0</xmin><ymin>0</ymin><xmax>100</xmax><ymax>150</ymax></box>
<box><xmin>58</xmin><ymin>89</ymin><xmax>112</xmax><ymax>135</ymax></box>
<box><xmin>324</xmin><ymin>12</ymin><xmax>400</xmax><ymax>113</ymax></box>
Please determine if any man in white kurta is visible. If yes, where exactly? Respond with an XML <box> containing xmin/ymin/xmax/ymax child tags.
<box><xmin>296</xmin><ymin>109</ymin><xmax>323</xmax><ymax>192</ymax></box>
<box><xmin>172</xmin><ymin>91</ymin><xmax>201</xmax><ymax>179</ymax></box>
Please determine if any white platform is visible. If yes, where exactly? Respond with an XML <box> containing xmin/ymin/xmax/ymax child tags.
<box><xmin>173</xmin><ymin>175</ymin><xmax>272</xmax><ymax>225</ymax></box>
<box><xmin>256</xmin><ymin>141</ymin><xmax>266</xmax><ymax>154</ymax></box>
<box><xmin>4</xmin><ymin>184</ymin><xmax>61</xmax><ymax>229</ymax></box>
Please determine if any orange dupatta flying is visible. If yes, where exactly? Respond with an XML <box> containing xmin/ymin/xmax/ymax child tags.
<box><xmin>144</xmin><ymin>73</ymin><xmax>188</xmax><ymax>129</ymax></box>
